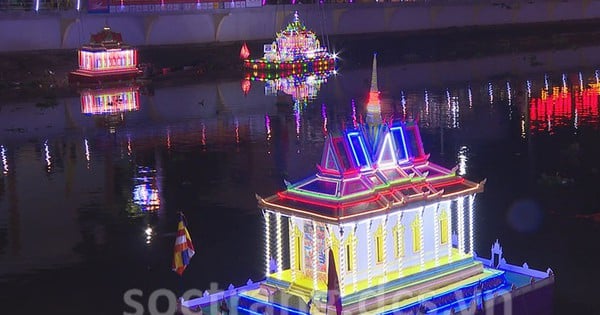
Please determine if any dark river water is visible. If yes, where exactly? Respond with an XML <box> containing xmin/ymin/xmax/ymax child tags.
<box><xmin>2</xmin><ymin>38</ymin><xmax>600</xmax><ymax>315</ymax></box>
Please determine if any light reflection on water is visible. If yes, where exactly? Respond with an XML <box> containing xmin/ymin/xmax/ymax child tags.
<box><xmin>1</xmin><ymin>55</ymin><xmax>600</xmax><ymax>313</ymax></box>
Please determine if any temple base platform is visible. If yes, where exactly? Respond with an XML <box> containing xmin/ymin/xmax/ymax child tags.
<box><xmin>68</xmin><ymin>68</ymin><xmax>142</xmax><ymax>86</ymax></box>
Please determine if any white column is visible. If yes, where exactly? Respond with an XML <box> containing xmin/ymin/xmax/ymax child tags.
<box><xmin>276</xmin><ymin>212</ymin><xmax>283</xmax><ymax>275</ymax></box>
<box><xmin>458</xmin><ymin>197</ymin><xmax>466</xmax><ymax>255</ymax></box>
<box><xmin>367</xmin><ymin>220</ymin><xmax>373</xmax><ymax>287</ymax></box>
<box><xmin>352</xmin><ymin>224</ymin><xmax>358</xmax><ymax>293</ymax></box>
<box><xmin>469</xmin><ymin>194</ymin><xmax>475</xmax><ymax>255</ymax></box>
<box><xmin>382</xmin><ymin>217</ymin><xmax>388</xmax><ymax>282</ymax></box>
<box><xmin>289</xmin><ymin>217</ymin><xmax>296</xmax><ymax>282</ymax></box>
<box><xmin>339</xmin><ymin>230</ymin><xmax>346</xmax><ymax>296</ymax></box>
<box><xmin>419</xmin><ymin>208</ymin><xmax>425</xmax><ymax>271</ymax></box>
<box><xmin>397</xmin><ymin>214</ymin><xmax>404</xmax><ymax>276</ymax></box>
<box><xmin>433</xmin><ymin>204</ymin><xmax>440</xmax><ymax>266</ymax></box>
<box><xmin>447</xmin><ymin>201</ymin><xmax>453</xmax><ymax>262</ymax></box>
<box><xmin>264</xmin><ymin>210</ymin><xmax>271</xmax><ymax>277</ymax></box>
<box><xmin>312</xmin><ymin>220</ymin><xmax>318</xmax><ymax>291</ymax></box>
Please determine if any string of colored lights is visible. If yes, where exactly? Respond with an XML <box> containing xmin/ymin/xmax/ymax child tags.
<box><xmin>339</xmin><ymin>228</ymin><xmax>346</xmax><ymax>296</ymax></box>
<box><xmin>418</xmin><ymin>208</ymin><xmax>425</xmax><ymax>271</ymax></box>
<box><xmin>457</xmin><ymin>196</ymin><xmax>465</xmax><ymax>255</ymax></box>
<box><xmin>434</xmin><ymin>203</ymin><xmax>440</xmax><ymax>267</ymax></box>
<box><xmin>382</xmin><ymin>216</ymin><xmax>388</xmax><ymax>282</ymax></box>
<box><xmin>264</xmin><ymin>210</ymin><xmax>271</xmax><ymax>277</ymax></box>
<box><xmin>447</xmin><ymin>200</ymin><xmax>453</xmax><ymax>262</ymax></box>
<box><xmin>276</xmin><ymin>212</ymin><xmax>283</xmax><ymax>275</ymax></box>
<box><xmin>289</xmin><ymin>218</ymin><xmax>296</xmax><ymax>283</ymax></box>
<box><xmin>367</xmin><ymin>220</ymin><xmax>372</xmax><ymax>287</ymax></box>
<box><xmin>352</xmin><ymin>224</ymin><xmax>358</xmax><ymax>293</ymax></box>
<box><xmin>312</xmin><ymin>220</ymin><xmax>318</xmax><ymax>291</ymax></box>
<box><xmin>469</xmin><ymin>194</ymin><xmax>475</xmax><ymax>255</ymax></box>
<box><xmin>397</xmin><ymin>214</ymin><xmax>403</xmax><ymax>277</ymax></box>
<box><xmin>1</xmin><ymin>145</ymin><xmax>7</xmax><ymax>175</ymax></box>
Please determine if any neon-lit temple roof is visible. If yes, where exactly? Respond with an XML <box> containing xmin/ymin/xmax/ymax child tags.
<box><xmin>259</xmin><ymin>54</ymin><xmax>485</xmax><ymax>224</ymax></box>
<box><xmin>83</xmin><ymin>26</ymin><xmax>131</xmax><ymax>51</ymax></box>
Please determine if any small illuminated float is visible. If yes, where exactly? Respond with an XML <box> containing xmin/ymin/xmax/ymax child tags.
<box><xmin>242</xmin><ymin>11</ymin><xmax>336</xmax><ymax>73</ymax></box>
<box><xmin>69</xmin><ymin>26</ymin><xmax>142</xmax><ymax>84</ymax></box>
<box><xmin>182</xmin><ymin>55</ymin><xmax>554</xmax><ymax>314</ymax></box>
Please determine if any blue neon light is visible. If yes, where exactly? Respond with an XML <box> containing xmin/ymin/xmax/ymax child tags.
<box><xmin>378</xmin><ymin>274</ymin><xmax>508</xmax><ymax>315</ymax></box>
<box><xmin>390</xmin><ymin>126</ymin><xmax>409</xmax><ymax>163</ymax></box>
<box><xmin>238</xmin><ymin>295</ymin><xmax>309</xmax><ymax>315</ymax></box>
<box><xmin>346</xmin><ymin>131</ymin><xmax>372</xmax><ymax>170</ymax></box>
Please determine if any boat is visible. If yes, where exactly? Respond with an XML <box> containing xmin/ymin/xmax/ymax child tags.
<box><xmin>69</xmin><ymin>26</ymin><xmax>142</xmax><ymax>85</ymax></box>
<box><xmin>242</xmin><ymin>11</ymin><xmax>336</xmax><ymax>74</ymax></box>
<box><xmin>181</xmin><ymin>55</ymin><xmax>554</xmax><ymax>314</ymax></box>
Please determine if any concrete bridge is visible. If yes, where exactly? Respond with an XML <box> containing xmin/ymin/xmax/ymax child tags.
<box><xmin>1</xmin><ymin>1</ymin><xmax>600</xmax><ymax>52</ymax></box>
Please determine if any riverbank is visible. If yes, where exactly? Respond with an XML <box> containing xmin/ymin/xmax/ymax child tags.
<box><xmin>2</xmin><ymin>18</ymin><xmax>600</xmax><ymax>103</ymax></box>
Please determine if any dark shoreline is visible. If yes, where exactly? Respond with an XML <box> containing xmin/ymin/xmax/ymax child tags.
<box><xmin>2</xmin><ymin>18</ymin><xmax>600</xmax><ymax>103</ymax></box>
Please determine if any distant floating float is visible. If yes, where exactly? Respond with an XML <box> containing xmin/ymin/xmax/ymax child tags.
<box><xmin>241</xmin><ymin>11</ymin><xmax>336</xmax><ymax>73</ymax></box>
<box><xmin>69</xmin><ymin>26</ymin><xmax>142</xmax><ymax>85</ymax></box>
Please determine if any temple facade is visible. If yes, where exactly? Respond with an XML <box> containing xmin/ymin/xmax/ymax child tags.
<box><xmin>255</xmin><ymin>55</ymin><xmax>489</xmax><ymax>314</ymax></box>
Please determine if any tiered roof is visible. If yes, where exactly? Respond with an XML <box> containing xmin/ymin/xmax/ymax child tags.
<box><xmin>258</xmin><ymin>55</ymin><xmax>485</xmax><ymax>224</ymax></box>
<box><xmin>83</xmin><ymin>26</ymin><xmax>131</xmax><ymax>51</ymax></box>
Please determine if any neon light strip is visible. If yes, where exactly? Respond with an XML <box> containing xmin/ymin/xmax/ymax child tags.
<box><xmin>44</xmin><ymin>140</ymin><xmax>51</xmax><ymax>173</ymax></box>
<box><xmin>434</xmin><ymin>204</ymin><xmax>440</xmax><ymax>266</ymax></box>
<box><xmin>390</xmin><ymin>126</ymin><xmax>410</xmax><ymax>165</ymax></box>
<box><xmin>382</xmin><ymin>216</ymin><xmax>388</xmax><ymax>281</ymax></box>
<box><xmin>238</xmin><ymin>295</ymin><xmax>309</xmax><ymax>315</ymax></box>
<box><xmin>1</xmin><ymin>145</ymin><xmax>7</xmax><ymax>175</ymax></box>
<box><xmin>312</xmin><ymin>220</ymin><xmax>318</xmax><ymax>291</ymax></box>
<box><xmin>289</xmin><ymin>218</ymin><xmax>296</xmax><ymax>283</ymax></box>
<box><xmin>397</xmin><ymin>213</ymin><xmax>403</xmax><ymax>276</ymax></box>
<box><xmin>419</xmin><ymin>208</ymin><xmax>425</xmax><ymax>270</ymax></box>
<box><xmin>276</xmin><ymin>212</ymin><xmax>282</xmax><ymax>274</ymax></box>
<box><xmin>469</xmin><ymin>194</ymin><xmax>475</xmax><ymax>255</ymax></box>
<box><xmin>352</xmin><ymin>225</ymin><xmax>357</xmax><ymax>293</ymax></box>
<box><xmin>339</xmin><ymin>228</ymin><xmax>346</xmax><ymax>295</ymax></box>
<box><xmin>35</xmin><ymin>0</ymin><xmax>39</xmax><ymax>11</ymax></box>
<box><xmin>265</xmin><ymin>211</ymin><xmax>271</xmax><ymax>277</ymax></box>
<box><xmin>457</xmin><ymin>197</ymin><xmax>465</xmax><ymax>254</ymax></box>
<box><xmin>367</xmin><ymin>220</ymin><xmax>372</xmax><ymax>287</ymax></box>
<box><xmin>346</xmin><ymin>131</ymin><xmax>372</xmax><ymax>170</ymax></box>
<box><xmin>76</xmin><ymin>0</ymin><xmax>80</xmax><ymax>11</ymax></box>
<box><xmin>447</xmin><ymin>201</ymin><xmax>453</xmax><ymax>262</ymax></box>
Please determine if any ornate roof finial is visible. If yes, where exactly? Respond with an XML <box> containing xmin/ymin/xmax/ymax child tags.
<box><xmin>366</xmin><ymin>53</ymin><xmax>381</xmax><ymax>117</ymax></box>
<box><xmin>370</xmin><ymin>52</ymin><xmax>378</xmax><ymax>94</ymax></box>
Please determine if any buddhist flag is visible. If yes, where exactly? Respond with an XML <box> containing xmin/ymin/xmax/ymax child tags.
<box><xmin>326</xmin><ymin>248</ymin><xmax>342</xmax><ymax>315</ymax></box>
<box><xmin>172</xmin><ymin>213</ymin><xmax>195</xmax><ymax>276</ymax></box>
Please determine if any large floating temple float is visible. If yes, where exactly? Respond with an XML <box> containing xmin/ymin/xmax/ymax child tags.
<box><xmin>69</xmin><ymin>26</ymin><xmax>142</xmax><ymax>85</ymax></box>
<box><xmin>183</xmin><ymin>55</ymin><xmax>554</xmax><ymax>314</ymax></box>
<box><xmin>242</xmin><ymin>11</ymin><xmax>336</xmax><ymax>74</ymax></box>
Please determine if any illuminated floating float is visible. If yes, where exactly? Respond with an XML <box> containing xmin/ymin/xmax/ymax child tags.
<box><xmin>182</xmin><ymin>55</ymin><xmax>554</xmax><ymax>314</ymax></box>
<box><xmin>69</xmin><ymin>26</ymin><xmax>142</xmax><ymax>85</ymax></box>
<box><xmin>241</xmin><ymin>11</ymin><xmax>336</xmax><ymax>74</ymax></box>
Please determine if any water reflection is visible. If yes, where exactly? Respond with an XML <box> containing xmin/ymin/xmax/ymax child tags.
<box><xmin>529</xmin><ymin>74</ymin><xmax>600</xmax><ymax>134</ymax></box>
<box><xmin>80</xmin><ymin>85</ymin><xmax>141</xmax><ymax>133</ymax></box>
<box><xmin>2</xmin><ymin>53</ymin><xmax>600</xmax><ymax>314</ymax></box>
<box><xmin>129</xmin><ymin>166</ymin><xmax>161</xmax><ymax>215</ymax></box>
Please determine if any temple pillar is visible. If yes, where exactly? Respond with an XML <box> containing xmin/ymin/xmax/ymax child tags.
<box><xmin>264</xmin><ymin>210</ymin><xmax>271</xmax><ymax>277</ymax></box>
<box><xmin>458</xmin><ymin>196</ymin><xmax>466</xmax><ymax>255</ymax></box>
<box><xmin>434</xmin><ymin>203</ymin><xmax>440</xmax><ymax>266</ymax></box>
<box><xmin>418</xmin><ymin>208</ymin><xmax>425</xmax><ymax>270</ymax></box>
<box><xmin>469</xmin><ymin>194</ymin><xmax>475</xmax><ymax>255</ymax></box>
<box><xmin>312</xmin><ymin>220</ymin><xmax>318</xmax><ymax>291</ymax></box>
<box><xmin>447</xmin><ymin>201</ymin><xmax>453</xmax><ymax>262</ymax></box>
<box><xmin>397</xmin><ymin>213</ymin><xmax>404</xmax><ymax>276</ymax></box>
<box><xmin>276</xmin><ymin>212</ymin><xmax>283</xmax><ymax>275</ymax></box>
<box><xmin>367</xmin><ymin>220</ymin><xmax>373</xmax><ymax>287</ymax></box>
